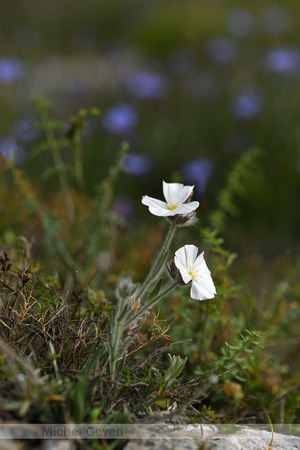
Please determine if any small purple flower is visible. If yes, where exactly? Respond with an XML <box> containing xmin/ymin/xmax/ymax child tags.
<box><xmin>113</xmin><ymin>196</ymin><xmax>134</xmax><ymax>221</ymax></box>
<box><xmin>265</xmin><ymin>47</ymin><xmax>300</xmax><ymax>75</ymax></box>
<box><xmin>181</xmin><ymin>158</ymin><xmax>214</xmax><ymax>197</ymax></box>
<box><xmin>126</xmin><ymin>70</ymin><xmax>167</xmax><ymax>100</ymax></box>
<box><xmin>229</xmin><ymin>89</ymin><xmax>264</xmax><ymax>120</ymax></box>
<box><xmin>122</xmin><ymin>153</ymin><xmax>152</xmax><ymax>176</ymax></box>
<box><xmin>102</xmin><ymin>103</ymin><xmax>138</xmax><ymax>136</ymax></box>
<box><xmin>204</xmin><ymin>37</ymin><xmax>237</xmax><ymax>65</ymax></box>
<box><xmin>261</xmin><ymin>6</ymin><xmax>291</xmax><ymax>36</ymax></box>
<box><xmin>13</xmin><ymin>118</ymin><xmax>41</xmax><ymax>143</ymax></box>
<box><xmin>0</xmin><ymin>136</ymin><xmax>27</xmax><ymax>165</ymax></box>
<box><xmin>225</xmin><ymin>8</ymin><xmax>254</xmax><ymax>39</ymax></box>
<box><xmin>0</xmin><ymin>57</ymin><xmax>25</xmax><ymax>84</ymax></box>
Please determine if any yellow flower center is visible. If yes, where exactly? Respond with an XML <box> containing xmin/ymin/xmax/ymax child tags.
<box><xmin>188</xmin><ymin>270</ymin><xmax>195</xmax><ymax>280</ymax></box>
<box><xmin>167</xmin><ymin>203</ymin><xmax>177</xmax><ymax>211</ymax></box>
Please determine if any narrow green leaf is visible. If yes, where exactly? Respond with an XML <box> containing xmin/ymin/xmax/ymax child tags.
<box><xmin>147</xmin><ymin>278</ymin><xmax>163</xmax><ymax>303</ymax></box>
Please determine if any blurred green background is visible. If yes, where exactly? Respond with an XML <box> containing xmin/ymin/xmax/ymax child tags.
<box><xmin>1</xmin><ymin>0</ymin><xmax>300</xmax><ymax>264</ymax></box>
<box><xmin>1</xmin><ymin>0</ymin><xmax>300</xmax><ymax>425</ymax></box>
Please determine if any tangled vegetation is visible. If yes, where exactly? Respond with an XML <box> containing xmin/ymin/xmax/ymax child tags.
<box><xmin>0</xmin><ymin>99</ymin><xmax>299</xmax><ymax>449</ymax></box>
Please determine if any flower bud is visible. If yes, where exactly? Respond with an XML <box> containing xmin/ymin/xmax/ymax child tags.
<box><xmin>165</xmin><ymin>260</ymin><xmax>183</xmax><ymax>283</ymax></box>
<box><xmin>167</xmin><ymin>211</ymin><xmax>198</xmax><ymax>227</ymax></box>
<box><xmin>116</xmin><ymin>274</ymin><xmax>139</xmax><ymax>301</ymax></box>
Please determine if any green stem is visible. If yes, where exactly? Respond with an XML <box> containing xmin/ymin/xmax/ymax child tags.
<box><xmin>137</xmin><ymin>222</ymin><xmax>177</xmax><ymax>303</ymax></box>
<box><xmin>109</xmin><ymin>282</ymin><xmax>178</xmax><ymax>379</ymax></box>
<box><xmin>72</xmin><ymin>136</ymin><xmax>84</xmax><ymax>188</ymax></box>
<box><xmin>109</xmin><ymin>221</ymin><xmax>177</xmax><ymax>381</ymax></box>
<box><xmin>40</xmin><ymin>109</ymin><xmax>74</xmax><ymax>223</ymax></box>
<box><xmin>109</xmin><ymin>300</ymin><xmax>129</xmax><ymax>381</ymax></box>
<box><xmin>124</xmin><ymin>281</ymin><xmax>178</xmax><ymax>328</ymax></box>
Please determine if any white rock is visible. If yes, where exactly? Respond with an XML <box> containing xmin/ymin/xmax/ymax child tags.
<box><xmin>124</xmin><ymin>424</ymin><xmax>300</xmax><ymax>450</ymax></box>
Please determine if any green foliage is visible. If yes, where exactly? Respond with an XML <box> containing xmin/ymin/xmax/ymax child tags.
<box><xmin>8</xmin><ymin>96</ymin><xmax>128</xmax><ymax>284</ymax></box>
<box><xmin>208</xmin><ymin>330</ymin><xmax>264</xmax><ymax>382</ymax></box>
<box><xmin>162</xmin><ymin>353</ymin><xmax>187</xmax><ymax>390</ymax></box>
<box><xmin>147</xmin><ymin>277</ymin><xmax>164</xmax><ymax>302</ymax></box>
<box><xmin>209</xmin><ymin>147</ymin><xmax>264</xmax><ymax>232</ymax></box>
<box><xmin>0</xmin><ymin>99</ymin><xmax>299</xmax><ymax>450</ymax></box>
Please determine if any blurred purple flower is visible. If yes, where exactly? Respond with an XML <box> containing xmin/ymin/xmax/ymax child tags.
<box><xmin>181</xmin><ymin>158</ymin><xmax>214</xmax><ymax>197</ymax></box>
<box><xmin>102</xmin><ymin>104</ymin><xmax>138</xmax><ymax>136</ymax></box>
<box><xmin>126</xmin><ymin>70</ymin><xmax>167</xmax><ymax>100</ymax></box>
<box><xmin>204</xmin><ymin>37</ymin><xmax>237</xmax><ymax>65</ymax></box>
<box><xmin>13</xmin><ymin>118</ymin><xmax>41</xmax><ymax>143</ymax></box>
<box><xmin>229</xmin><ymin>89</ymin><xmax>264</xmax><ymax>120</ymax></box>
<box><xmin>265</xmin><ymin>47</ymin><xmax>300</xmax><ymax>75</ymax></box>
<box><xmin>113</xmin><ymin>196</ymin><xmax>134</xmax><ymax>221</ymax></box>
<box><xmin>225</xmin><ymin>8</ymin><xmax>254</xmax><ymax>39</ymax></box>
<box><xmin>0</xmin><ymin>57</ymin><xmax>25</xmax><ymax>84</ymax></box>
<box><xmin>0</xmin><ymin>136</ymin><xmax>27</xmax><ymax>165</ymax></box>
<box><xmin>122</xmin><ymin>153</ymin><xmax>152</xmax><ymax>176</ymax></box>
<box><xmin>261</xmin><ymin>6</ymin><xmax>291</xmax><ymax>36</ymax></box>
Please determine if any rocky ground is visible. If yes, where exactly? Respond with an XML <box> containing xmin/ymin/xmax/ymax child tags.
<box><xmin>1</xmin><ymin>424</ymin><xmax>300</xmax><ymax>449</ymax></box>
<box><xmin>124</xmin><ymin>424</ymin><xmax>300</xmax><ymax>449</ymax></box>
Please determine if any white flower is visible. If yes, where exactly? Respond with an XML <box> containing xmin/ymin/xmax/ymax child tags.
<box><xmin>174</xmin><ymin>244</ymin><xmax>216</xmax><ymax>300</ymax></box>
<box><xmin>142</xmin><ymin>181</ymin><xmax>199</xmax><ymax>217</ymax></box>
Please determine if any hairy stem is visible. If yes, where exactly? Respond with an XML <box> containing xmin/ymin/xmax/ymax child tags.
<box><xmin>39</xmin><ymin>108</ymin><xmax>74</xmax><ymax>223</ymax></box>
<box><xmin>109</xmin><ymin>299</ymin><xmax>129</xmax><ymax>381</ymax></box>
<box><xmin>136</xmin><ymin>222</ymin><xmax>177</xmax><ymax>303</ymax></box>
<box><xmin>124</xmin><ymin>281</ymin><xmax>178</xmax><ymax>328</ymax></box>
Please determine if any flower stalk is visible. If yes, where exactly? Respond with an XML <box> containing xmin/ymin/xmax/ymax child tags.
<box><xmin>109</xmin><ymin>297</ymin><xmax>130</xmax><ymax>381</ymax></box>
<box><xmin>38</xmin><ymin>105</ymin><xmax>74</xmax><ymax>223</ymax></box>
<box><xmin>124</xmin><ymin>280</ymin><xmax>178</xmax><ymax>328</ymax></box>
<box><xmin>136</xmin><ymin>221</ymin><xmax>177</xmax><ymax>303</ymax></box>
<box><xmin>109</xmin><ymin>277</ymin><xmax>178</xmax><ymax>380</ymax></box>
<box><xmin>108</xmin><ymin>181</ymin><xmax>216</xmax><ymax>383</ymax></box>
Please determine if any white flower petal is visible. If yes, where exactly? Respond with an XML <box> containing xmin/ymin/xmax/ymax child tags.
<box><xmin>196</xmin><ymin>272</ymin><xmax>217</xmax><ymax>294</ymax></box>
<box><xmin>162</xmin><ymin>181</ymin><xmax>182</xmax><ymax>203</ymax></box>
<box><xmin>175</xmin><ymin>245</ymin><xmax>192</xmax><ymax>269</ymax></box>
<box><xmin>191</xmin><ymin>280</ymin><xmax>216</xmax><ymax>300</ymax></box>
<box><xmin>183</xmin><ymin>244</ymin><xmax>199</xmax><ymax>266</ymax></box>
<box><xmin>172</xmin><ymin>185</ymin><xmax>194</xmax><ymax>205</ymax></box>
<box><xmin>171</xmin><ymin>202</ymin><xmax>199</xmax><ymax>215</ymax></box>
<box><xmin>148</xmin><ymin>207</ymin><xmax>168</xmax><ymax>216</ymax></box>
<box><xmin>182</xmin><ymin>200</ymin><xmax>199</xmax><ymax>211</ymax></box>
<box><xmin>175</xmin><ymin>245</ymin><xmax>198</xmax><ymax>283</ymax></box>
<box><xmin>179</xmin><ymin>269</ymin><xmax>192</xmax><ymax>284</ymax></box>
<box><xmin>142</xmin><ymin>196</ymin><xmax>167</xmax><ymax>209</ymax></box>
<box><xmin>174</xmin><ymin>245</ymin><xmax>216</xmax><ymax>301</ymax></box>
<box><xmin>193</xmin><ymin>252</ymin><xmax>212</xmax><ymax>274</ymax></box>
<box><xmin>142</xmin><ymin>181</ymin><xmax>199</xmax><ymax>217</ymax></box>
<box><xmin>174</xmin><ymin>257</ymin><xmax>190</xmax><ymax>283</ymax></box>
<box><xmin>141</xmin><ymin>196</ymin><xmax>168</xmax><ymax>216</ymax></box>
<box><xmin>156</xmin><ymin>208</ymin><xmax>180</xmax><ymax>217</ymax></box>
<box><xmin>163</xmin><ymin>181</ymin><xmax>195</xmax><ymax>206</ymax></box>
<box><xmin>190</xmin><ymin>281</ymin><xmax>205</xmax><ymax>300</ymax></box>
